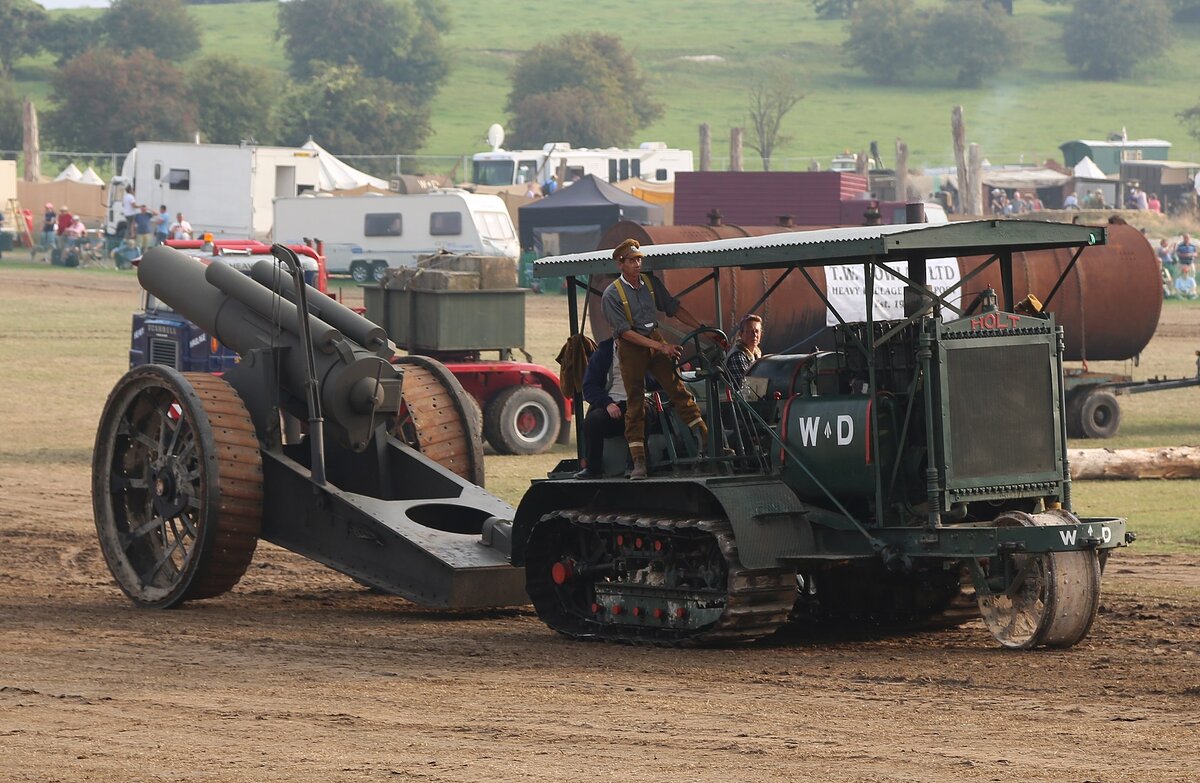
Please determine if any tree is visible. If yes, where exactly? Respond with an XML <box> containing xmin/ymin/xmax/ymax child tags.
<box><xmin>926</xmin><ymin>1</ymin><xmax>1019</xmax><ymax>87</ymax></box>
<box><xmin>276</xmin><ymin>0</ymin><xmax>451</xmax><ymax>102</ymax></box>
<box><xmin>45</xmin><ymin>48</ymin><xmax>194</xmax><ymax>151</ymax></box>
<box><xmin>275</xmin><ymin>63</ymin><xmax>430</xmax><ymax>155</ymax></box>
<box><xmin>0</xmin><ymin>79</ymin><xmax>22</xmax><ymax>151</ymax></box>
<box><xmin>190</xmin><ymin>57</ymin><xmax>281</xmax><ymax>144</ymax></box>
<box><xmin>103</xmin><ymin>0</ymin><xmax>201</xmax><ymax>63</ymax></box>
<box><xmin>505</xmin><ymin>33</ymin><xmax>663</xmax><ymax>148</ymax></box>
<box><xmin>0</xmin><ymin>0</ymin><xmax>46</xmax><ymax>75</ymax></box>
<box><xmin>37</xmin><ymin>13</ymin><xmax>95</xmax><ymax>67</ymax></box>
<box><xmin>844</xmin><ymin>0</ymin><xmax>925</xmax><ymax>84</ymax></box>
<box><xmin>744</xmin><ymin>65</ymin><xmax>804</xmax><ymax>171</ymax></box>
<box><xmin>1178</xmin><ymin>99</ymin><xmax>1200</xmax><ymax>145</ymax></box>
<box><xmin>810</xmin><ymin>0</ymin><xmax>857</xmax><ymax>18</ymax></box>
<box><xmin>1062</xmin><ymin>0</ymin><xmax>1170</xmax><ymax>79</ymax></box>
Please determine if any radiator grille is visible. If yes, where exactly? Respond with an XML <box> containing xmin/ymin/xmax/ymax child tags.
<box><xmin>945</xmin><ymin>343</ymin><xmax>1055</xmax><ymax>480</ymax></box>
<box><xmin>149</xmin><ymin>338</ymin><xmax>180</xmax><ymax>369</ymax></box>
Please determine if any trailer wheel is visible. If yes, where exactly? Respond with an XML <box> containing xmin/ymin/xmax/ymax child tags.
<box><xmin>350</xmin><ymin>261</ymin><xmax>371</xmax><ymax>284</ymax></box>
<box><xmin>1064</xmin><ymin>388</ymin><xmax>1088</xmax><ymax>439</ymax></box>
<box><xmin>1079</xmin><ymin>390</ymin><xmax>1121</xmax><ymax>439</ymax></box>
<box><xmin>371</xmin><ymin>261</ymin><xmax>388</xmax><ymax>282</ymax></box>
<box><xmin>484</xmin><ymin>385</ymin><xmax>560</xmax><ymax>455</ymax></box>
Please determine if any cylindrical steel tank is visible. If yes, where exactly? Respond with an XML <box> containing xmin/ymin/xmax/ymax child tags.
<box><xmin>591</xmin><ymin>221</ymin><xmax>1160</xmax><ymax>362</ymax></box>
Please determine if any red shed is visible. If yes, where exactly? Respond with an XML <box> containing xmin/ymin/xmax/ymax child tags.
<box><xmin>674</xmin><ymin>171</ymin><xmax>868</xmax><ymax>226</ymax></box>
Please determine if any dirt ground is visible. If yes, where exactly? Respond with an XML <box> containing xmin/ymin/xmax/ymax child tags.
<box><xmin>2</xmin><ymin>268</ymin><xmax>1199</xmax><ymax>782</ymax></box>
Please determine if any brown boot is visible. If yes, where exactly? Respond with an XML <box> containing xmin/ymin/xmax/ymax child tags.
<box><xmin>629</xmin><ymin>456</ymin><xmax>648</xmax><ymax>480</ymax></box>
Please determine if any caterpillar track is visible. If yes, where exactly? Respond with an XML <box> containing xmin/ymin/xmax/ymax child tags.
<box><xmin>524</xmin><ymin>510</ymin><xmax>796</xmax><ymax>646</ymax></box>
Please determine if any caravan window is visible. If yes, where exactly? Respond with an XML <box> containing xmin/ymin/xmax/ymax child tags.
<box><xmin>516</xmin><ymin>160</ymin><xmax>538</xmax><ymax>184</ymax></box>
<box><xmin>168</xmin><ymin>169</ymin><xmax>190</xmax><ymax>190</ymax></box>
<box><xmin>365</xmin><ymin>213</ymin><xmax>402</xmax><ymax>236</ymax></box>
<box><xmin>475</xmin><ymin>212</ymin><xmax>515</xmax><ymax>241</ymax></box>
<box><xmin>472</xmin><ymin>160</ymin><xmax>514</xmax><ymax>186</ymax></box>
<box><xmin>430</xmin><ymin>211</ymin><xmax>462</xmax><ymax>236</ymax></box>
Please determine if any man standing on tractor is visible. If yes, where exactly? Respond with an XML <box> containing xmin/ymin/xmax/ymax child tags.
<box><xmin>601</xmin><ymin>238</ymin><xmax>710</xmax><ymax>479</ymax></box>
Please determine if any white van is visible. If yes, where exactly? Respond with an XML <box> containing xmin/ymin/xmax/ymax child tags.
<box><xmin>273</xmin><ymin>190</ymin><xmax>519</xmax><ymax>282</ymax></box>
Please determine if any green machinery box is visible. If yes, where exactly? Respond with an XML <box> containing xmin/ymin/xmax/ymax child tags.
<box><xmin>362</xmin><ymin>286</ymin><xmax>527</xmax><ymax>352</ymax></box>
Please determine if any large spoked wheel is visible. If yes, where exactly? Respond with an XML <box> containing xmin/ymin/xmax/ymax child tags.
<box><xmin>392</xmin><ymin>355</ymin><xmax>486</xmax><ymax>486</ymax></box>
<box><xmin>977</xmin><ymin>510</ymin><xmax>1101</xmax><ymax>649</ymax></box>
<box><xmin>484</xmin><ymin>385</ymin><xmax>561</xmax><ymax>455</ymax></box>
<box><xmin>92</xmin><ymin>365</ymin><xmax>263</xmax><ymax>608</ymax></box>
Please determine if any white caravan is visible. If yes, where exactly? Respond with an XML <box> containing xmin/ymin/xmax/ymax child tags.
<box><xmin>273</xmin><ymin>190</ymin><xmax>519</xmax><ymax>282</ymax></box>
<box><xmin>470</xmin><ymin>124</ymin><xmax>692</xmax><ymax>188</ymax></box>
<box><xmin>105</xmin><ymin>142</ymin><xmax>322</xmax><ymax>240</ymax></box>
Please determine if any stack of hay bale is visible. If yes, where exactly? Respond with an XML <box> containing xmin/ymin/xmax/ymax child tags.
<box><xmin>381</xmin><ymin>252</ymin><xmax>518</xmax><ymax>291</ymax></box>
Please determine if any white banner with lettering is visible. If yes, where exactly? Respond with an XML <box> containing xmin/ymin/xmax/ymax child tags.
<box><xmin>824</xmin><ymin>258</ymin><xmax>962</xmax><ymax>326</ymax></box>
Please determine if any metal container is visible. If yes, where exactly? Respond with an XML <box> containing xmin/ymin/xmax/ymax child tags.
<box><xmin>363</xmin><ymin>287</ymin><xmax>527</xmax><ymax>352</ymax></box>
<box><xmin>594</xmin><ymin>222</ymin><xmax>1160</xmax><ymax>362</ymax></box>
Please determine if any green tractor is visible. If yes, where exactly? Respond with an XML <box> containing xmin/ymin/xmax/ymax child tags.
<box><xmin>511</xmin><ymin>219</ymin><xmax>1132</xmax><ymax>649</ymax></box>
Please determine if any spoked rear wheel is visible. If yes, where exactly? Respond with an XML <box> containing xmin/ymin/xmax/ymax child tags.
<box><xmin>976</xmin><ymin>510</ymin><xmax>1101</xmax><ymax>649</ymax></box>
<box><xmin>92</xmin><ymin>365</ymin><xmax>262</xmax><ymax>608</ymax></box>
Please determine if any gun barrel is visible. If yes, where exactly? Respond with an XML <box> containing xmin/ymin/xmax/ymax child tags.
<box><xmin>137</xmin><ymin>245</ymin><xmax>401</xmax><ymax>451</ymax></box>
<box><xmin>247</xmin><ymin>260</ymin><xmax>392</xmax><ymax>356</ymax></box>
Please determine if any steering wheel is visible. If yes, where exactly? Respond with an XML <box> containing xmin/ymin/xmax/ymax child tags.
<box><xmin>674</xmin><ymin>326</ymin><xmax>729</xmax><ymax>380</ymax></box>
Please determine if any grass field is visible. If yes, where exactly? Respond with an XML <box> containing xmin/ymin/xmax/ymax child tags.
<box><xmin>11</xmin><ymin>0</ymin><xmax>1200</xmax><ymax>168</ymax></box>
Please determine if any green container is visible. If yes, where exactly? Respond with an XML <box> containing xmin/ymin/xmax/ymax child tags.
<box><xmin>0</xmin><ymin>231</ymin><xmax>13</xmax><ymax>252</ymax></box>
<box><xmin>362</xmin><ymin>286</ymin><xmax>527</xmax><ymax>352</ymax></box>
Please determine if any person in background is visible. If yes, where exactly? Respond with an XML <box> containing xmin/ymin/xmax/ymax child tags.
<box><xmin>1029</xmin><ymin>192</ymin><xmax>1044</xmax><ymax>211</ymax></box>
<box><xmin>1148</xmin><ymin>192</ymin><xmax>1162</xmax><ymax>213</ymax></box>
<box><xmin>133</xmin><ymin>205</ymin><xmax>154</xmax><ymax>252</ymax></box>
<box><xmin>110</xmin><ymin>238</ymin><xmax>141</xmax><ymax>270</ymax></box>
<box><xmin>1175</xmin><ymin>233</ymin><xmax>1197</xmax><ymax>267</ymax></box>
<box><xmin>725</xmin><ymin>314</ymin><xmax>764</xmax><ymax>392</ymax></box>
<box><xmin>153</xmin><ymin>205</ymin><xmax>171</xmax><ymax>245</ymax></box>
<box><xmin>1174</xmin><ymin>266</ymin><xmax>1197</xmax><ymax>300</ymax></box>
<box><xmin>170</xmin><ymin>212</ymin><xmax>193</xmax><ymax>240</ymax></box>
<box><xmin>121</xmin><ymin>185</ymin><xmax>142</xmax><ymax>238</ymax></box>
<box><xmin>40</xmin><ymin>203</ymin><xmax>56</xmax><ymax>256</ymax></box>
<box><xmin>1063</xmin><ymin>191</ymin><xmax>1079</xmax><ymax>209</ymax></box>
<box><xmin>55</xmin><ymin>206</ymin><xmax>73</xmax><ymax>251</ymax></box>
<box><xmin>1156</xmin><ymin>238</ymin><xmax>1175</xmax><ymax>270</ymax></box>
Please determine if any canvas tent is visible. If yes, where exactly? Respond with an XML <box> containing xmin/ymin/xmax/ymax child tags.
<box><xmin>79</xmin><ymin>166</ymin><xmax>105</xmax><ymax>186</ymax></box>
<box><xmin>300</xmin><ymin>139</ymin><xmax>389</xmax><ymax>192</ymax></box>
<box><xmin>54</xmin><ymin>163</ymin><xmax>83</xmax><ymax>182</ymax></box>
<box><xmin>518</xmin><ymin>174</ymin><xmax>664</xmax><ymax>255</ymax></box>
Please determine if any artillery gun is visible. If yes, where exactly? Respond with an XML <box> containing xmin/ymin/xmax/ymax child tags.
<box><xmin>92</xmin><ymin>244</ymin><xmax>526</xmax><ymax>609</ymax></box>
<box><xmin>512</xmin><ymin>218</ymin><xmax>1133</xmax><ymax>649</ymax></box>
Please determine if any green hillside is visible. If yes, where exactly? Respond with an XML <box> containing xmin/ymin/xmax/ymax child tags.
<box><xmin>12</xmin><ymin>0</ymin><xmax>1200</xmax><ymax>169</ymax></box>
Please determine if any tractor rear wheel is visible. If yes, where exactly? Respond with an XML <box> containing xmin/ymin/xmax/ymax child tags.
<box><xmin>92</xmin><ymin>365</ymin><xmax>262</xmax><ymax>608</ymax></box>
<box><xmin>976</xmin><ymin>510</ymin><xmax>1101</xmax><ymax>649</ymax></box>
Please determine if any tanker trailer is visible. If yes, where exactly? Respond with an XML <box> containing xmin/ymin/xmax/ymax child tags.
<box><xmin>596</xmin><ymin>221</ymin><xmax>1164</xmax><ymax>437</ymax></box>
<box><xmin>92</xmin><ymin>244</ymin><xmax>527</xmax><ymax>610</ymax></box>
<box><xmin>513</xmin><ymin>220</ymin><xmax>1132</xmax><ymax>649</ymax></box>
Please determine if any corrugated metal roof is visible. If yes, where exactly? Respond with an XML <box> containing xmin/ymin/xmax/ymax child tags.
<box><xmin>532</xmin><ymin>219</ymin><xmax>1107</xmax><ymax>278</ymax></box>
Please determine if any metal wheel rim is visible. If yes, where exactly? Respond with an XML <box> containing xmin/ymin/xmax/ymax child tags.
<box><xmin>513</xmin><ymin>400</ymin><xmax>550</xmax><ymax>444</ymax></box>
<box><xmin>92</xmin><ymin>366</ymin><xmax>261</xmax><ymax>608</ymax></box>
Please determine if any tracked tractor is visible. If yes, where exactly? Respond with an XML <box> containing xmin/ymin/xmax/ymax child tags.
<box><xmin>511</xmin><ymin>219</ymin><xmax>1133</xmax><ymax>649</ymax></box>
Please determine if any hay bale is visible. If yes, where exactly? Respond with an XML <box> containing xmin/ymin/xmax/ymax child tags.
<box><xmin>419</xmin><ymin>253</ymin><xmax>517</xmax><ymax>289</ymax></box>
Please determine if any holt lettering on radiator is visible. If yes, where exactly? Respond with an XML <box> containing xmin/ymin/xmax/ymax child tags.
<box><xmin>969</xmin><ymin>312</ymin><xmax>1021</xmax><ymax>331</ymax></box>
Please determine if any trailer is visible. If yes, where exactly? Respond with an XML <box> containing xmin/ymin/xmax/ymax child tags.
<box><xmin>470</xmin><ymin>124</ymin><xmax>692</xmax><ymax>188</ymax></box>
<box><xmin>273</xmin><ymin>191</ymin><xmax>519</xmax><ymax>283</ymax></box>
<box><xmin>105</xmin><ymin>142</ymin><xmax>321</xmax><ymax>240</ymax></box>
<box><xmin>1064</xmin><ymin>357</ymin><xmax>1200</xmax><ymax>438</ymax></box>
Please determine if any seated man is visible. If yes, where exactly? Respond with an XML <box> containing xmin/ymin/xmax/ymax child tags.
<box><xmin>574</xmin><ymin>337</ymin><xmax>644</xmax><ymax>479</ymax></box>
<box><xmin>724</xmin><ymin>314</ymin><xmax>763</xmax><ymax>392</ymax></box>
